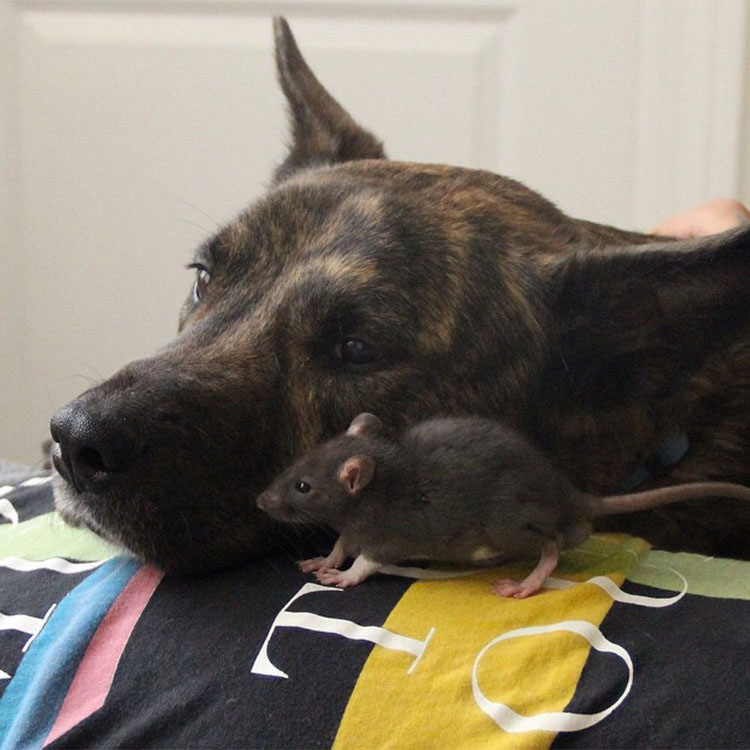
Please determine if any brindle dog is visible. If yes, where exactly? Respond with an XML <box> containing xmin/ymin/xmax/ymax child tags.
<box><xmin>50</xmin><ymin>18</ymin><xmax>750</xmax><ymax>573</ymax></box>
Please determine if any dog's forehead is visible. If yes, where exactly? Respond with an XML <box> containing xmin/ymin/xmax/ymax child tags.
<box><xmin>183</xmin><ymin>159</ymin><xmax>561</xmax><ymax>354</ymax></box>
<box><xmin>222</xmin><ymin>171</ymin><xmax>389</xmax><ymax>266</ymax></box>
<box><xmin>208</xmin><ymin>158</ymin><xmax>561</xmax><ymax>278</ymax></box>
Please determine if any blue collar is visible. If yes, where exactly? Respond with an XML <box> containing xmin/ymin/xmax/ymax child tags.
<box><xmin>615</xmin><ymin>432</ymin><xmax>690</xmax><ymax>493</ymax></box>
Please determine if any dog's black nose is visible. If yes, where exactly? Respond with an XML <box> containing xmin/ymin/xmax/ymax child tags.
<box><xmin>50</xmin><ymin>401</ymin><xmax>143</xmax><ymax>493</ymax></box>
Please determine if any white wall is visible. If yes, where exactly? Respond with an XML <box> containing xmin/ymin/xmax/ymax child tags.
<box><xmin>1</xmin><ymin>0</ymin><xmax>748</xmax><ymax>465</ymax></box>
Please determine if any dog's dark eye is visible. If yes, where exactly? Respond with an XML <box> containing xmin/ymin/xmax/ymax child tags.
<box><xmin>340</xmin><ymin>338</ymin><xmax>376</xmax><ymax>366</ymax></box>
<box><xmin>295</xmin><ymin>481</ymin><xmax>311</xmax><ymax>494</ymax></box>
<box><xmin>188</xmin><ymin>263</ymin><xmax>211</xmax><ymax>302</ymax></box>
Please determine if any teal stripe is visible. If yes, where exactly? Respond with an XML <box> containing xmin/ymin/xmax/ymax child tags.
<box><xmin>0</xmin><ymin>556</ymin><xmax>140</xmax><ymax>749</ymax></box>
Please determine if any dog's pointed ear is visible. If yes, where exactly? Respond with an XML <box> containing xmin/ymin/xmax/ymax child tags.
<box><xmin>272</xmin><ymin>17</ymin><xmax>385</xmax><ymax>183</ymax></box>
<box><xmin>338</xmin><ymin>455</ymin><xmax>375</xmax><ymax>494</ymax></box>
<box><xmin>346</xmin><ymin>413</ymin><xmax>383</xmax><ymax>438</ymax></box>
<box><xmin>540</xmin><ymin>225</ymin><xmax>750</xmax><ymax>414</ymax></box>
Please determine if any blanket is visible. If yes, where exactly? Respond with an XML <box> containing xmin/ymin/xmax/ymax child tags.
<box><xmin>1</xmin><ymin>472</ymin><xmax>749</xmax><ymax>748</ymax></box>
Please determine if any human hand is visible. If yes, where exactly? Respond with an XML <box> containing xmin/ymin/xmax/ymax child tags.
<box><xmin>650</xmin><ymin>198</ymin><xmax>750</xmax><ymax>239</ymax></box>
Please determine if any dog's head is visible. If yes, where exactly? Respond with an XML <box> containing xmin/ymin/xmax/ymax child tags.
<box><xmin>50</xmin><ymin>18</ymin><xmax>750</xmax><ymax>572</ymax></box>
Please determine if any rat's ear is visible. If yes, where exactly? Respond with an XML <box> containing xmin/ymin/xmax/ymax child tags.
<box><xmin>272</xmin><ymin>17</ymin><xmax>385</xmax><ymax>184</ymax></box>
<box><xmin>346</xmin><ymin>412</ymin><xmax>383</xmax><ymax>438</ymax></box>
<box><xmin>338</xmin><ymin>455</ymin><xmax>375</xmax><ymax>494</ymax></box>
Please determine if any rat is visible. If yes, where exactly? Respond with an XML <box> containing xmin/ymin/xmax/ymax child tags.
<box><xmin>256</xmin><ymin>413</ymin><xmax>750</xmax><ymax>597</ymax></box>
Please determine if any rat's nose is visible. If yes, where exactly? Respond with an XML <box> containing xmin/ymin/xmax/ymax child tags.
<box><xmin>50</xmin><ymin>400</ymin><xmax>144</xmax><ymax>493</ymax></box>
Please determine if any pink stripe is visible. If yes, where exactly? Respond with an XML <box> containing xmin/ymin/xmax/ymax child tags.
<box><xmin>44</xmin><ymin>565</ymin><xmax>164</xmax><ymax>746</ymax></box>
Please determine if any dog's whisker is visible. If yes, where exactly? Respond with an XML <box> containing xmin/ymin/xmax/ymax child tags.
<box><xmin>174</xmin><ymin>216</ymin><xmax>216</xmax><ymax>237</ymax></box>
<box><xmin>172</xmin><ymin>196</ymin><xmax>222</xmax><ymax>231</ymax></box>
<box><xmin>70</xmin><ymin>358</ymin><xmax>107</xmax><ymax>382</ymax></box>
<box><xmin>266</xmin><ymin>519</ymin><xmax>313</xmax><ymax>562</ymax></box>
<box><xmin>262</xmin><ymin>557</ymin><xmax>288</xmax><ymax>579</ymax></box>
<box><xmin>71</xmin><ymin>373</ymin><xmax>101</xmax><ymax>387</ymax></box>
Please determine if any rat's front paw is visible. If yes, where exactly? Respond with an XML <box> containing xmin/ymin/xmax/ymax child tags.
<box><xmin>315</xmin><ymin>568</ymin><xmax>359</xmax><ymax>588</ymax></box>
<box><xmin>298</xmin><ymin>557</ymin><xmax>331</xmax><ymax>573</ymax></box>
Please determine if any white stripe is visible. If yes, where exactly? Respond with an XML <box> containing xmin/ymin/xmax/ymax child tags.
<box><xmin>0</xmin><ymin>612</ymin><xmax>43</xmax><ymax>637</ymax></box>
<box><xmin>0</xmin><ymin>603</ymin><xmax>57</xmax><ymax>655</ymax></box>
<box><xmin>381</xmin><ymin>562</ymin><xmax>688</xmax><ymax>608</ymax></box>
<box><xmin>0</xmin><ymin>485</ymin><xmax>13</xmax><ymax>499</ymax></box>
<box><xmin>19</xmin><ymin>476</ymin><xmax>52</xmax><ymax>488</ymax></box>
<box><xmin>472</xmin><ymin>620</ymin><xmax>633</xmax><ymax>733</ymax></box>
<box><xmin>379</xmin><ymin>563</ymin><xmax>478</xmax><ymax>579</ymax></box>
<box><xmin>0</xmin><ymin>499</ymin><xmax>18</xmax><ymax>525</ymax></box>
<box><xmin>251</xmin><ymin>582</ymin><xmax>434</xmax><ymax>679</ymax></box>
<box><xmin>544</xmin><ymin>568</ymin><xmax>688</xmax><ymax>607</ymax></box>
<box><xmin>0</xmin><ymin>670</ymin><xmax>10</xmax><ymax>681</ymax></box>
<box><xmin>0</xmin><ymin>556</ymin><xmax>108</xmax><ymax>574</ymax></box>
<box><xmin>22</xmin><ymin>604</ymin><xmax>56</xmax><ymax>653</ymax></box>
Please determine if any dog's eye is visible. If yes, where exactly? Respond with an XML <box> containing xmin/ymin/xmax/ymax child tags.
<box><xmin>295</xmin><ymin>481</ymin><xmax>311</xmax><ymax>494</ymax></box>
<box><xmin>188</xmin><ymin>263</ymin><xmax>211</xmax><ymax>302</ymax></box>
<box><xmin>340</xmin><ymin>338</ymin><xmax>376</xmax><ymax>366</ymax></box>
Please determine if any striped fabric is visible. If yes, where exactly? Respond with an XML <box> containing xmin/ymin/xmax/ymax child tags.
<box><xmin>1</xmin><ymin>475</ymin><xmax>749</xmax><ymax>748</ymax></box>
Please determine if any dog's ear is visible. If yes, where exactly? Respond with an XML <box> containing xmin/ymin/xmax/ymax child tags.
<box><xmin>272</xmin><ymin>17</ymin><xmax>385</xmax><ymax>183</ymax></box>
<box><xmin>540</xmin><ymin>225</ymin><xmax>750</xmax><ymax>414</ymax></box>
<box><xmin>346</xmin><ymin>413</ymin><xmax>383</xmax><ymax>438</ymax></box>
<box><xmin>338</xmin><ymin>455</ymin><xmax>375</xmax><ymax>495</ymax></box>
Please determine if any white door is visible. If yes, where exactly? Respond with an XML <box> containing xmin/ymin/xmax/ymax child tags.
<box><xmin>1</xmin><ymin>0</ymin><xmax>747</xmax><ymax>464</ymax></box>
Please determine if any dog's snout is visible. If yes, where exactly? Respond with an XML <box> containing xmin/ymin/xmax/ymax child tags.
<box><xmin>50</xmin><ymin>401</ymin><xmax>144</xmax><ymax>493</ymax></box>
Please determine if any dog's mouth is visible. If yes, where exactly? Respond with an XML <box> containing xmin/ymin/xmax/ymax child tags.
<box><xmin>50</xmin><ymin>464</ymin><xmax>122</xmax><ymax>546</ymax></box>
<box><xmin>49</xmin><ymin>431</ymin><xmax>281</xmax><ymax>573</ymax></box>
<box><xmin>50</xmin><ymin>440</ymin><xmax>76</xmax><ymax>489</ymax></box>
<box><xmin>50</xmin><ymin>440</ymin><xmax>111</xmax><ymax>538</ymax></box>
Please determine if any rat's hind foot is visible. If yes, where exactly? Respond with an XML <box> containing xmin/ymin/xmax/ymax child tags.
<box><xmin>491</xmin><ymin>578</ymin><xmax>538</xmax><ymax>599</ymax></box>
<box><xmin>491</xmin><ymin>540</ymin><xmax>561</xmax><ymax>599</ymax></box>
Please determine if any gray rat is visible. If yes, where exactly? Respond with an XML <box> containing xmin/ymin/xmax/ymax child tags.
<box><xmin>256</xmin><ymin>413</ymin><xmax>750</xmax><ymax>597</ymax></box>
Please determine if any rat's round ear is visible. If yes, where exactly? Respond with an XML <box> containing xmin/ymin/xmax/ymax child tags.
<box><xmin>346</xmin><ymin>413</ymin><xmax>383</xmax><ymax>437</ymax></box>
<box><xmin>338</xmin><ymin>455</ymin><xmax>375</xmax><ymax>494</ymax></box>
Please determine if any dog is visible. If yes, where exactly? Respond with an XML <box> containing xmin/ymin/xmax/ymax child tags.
<box><xmin>50</xmin><ymin>18</ymin><xmax>750</xmax><ymax>573</ymax></box>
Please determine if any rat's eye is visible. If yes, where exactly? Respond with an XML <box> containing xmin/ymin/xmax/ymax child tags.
<box><xmin>295</xmin><ymin>481</ymin><xmax>312</xmax><ymax>494</ymax></box>
<box><xmin>187</xmin><ymin>262</ymin><xmax>211</xmax><ymax>302</ymax></box>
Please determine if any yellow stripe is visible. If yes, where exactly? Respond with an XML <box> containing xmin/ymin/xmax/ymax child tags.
<box><xmin>333</xmin><ymin>535</ymin><xmax>648</xmax><ymax>750</ymax></box>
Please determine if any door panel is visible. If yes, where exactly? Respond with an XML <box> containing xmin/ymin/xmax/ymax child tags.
<box><xmin>1</xmin><ymin>0</ymin><xmax>746</xmax><ymax>462</ymax></box>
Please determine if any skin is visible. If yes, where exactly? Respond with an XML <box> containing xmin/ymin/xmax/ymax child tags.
<box><xmin>650</xmin><ymin>198</ymin><xmax>750</xmax><ymax>239</ymax></box>
<box><xmin>257</xmin><ymin>414</ymin><xmax>750</xmax><ymax>597</ymax></box>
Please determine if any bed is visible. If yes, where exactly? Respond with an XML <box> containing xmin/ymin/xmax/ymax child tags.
<box><xmin>1</xmin><ymin>466</ymin><xmax>749</xmax><ymax>748</ymax></box>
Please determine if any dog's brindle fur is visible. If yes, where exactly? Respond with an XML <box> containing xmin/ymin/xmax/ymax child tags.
<box><xmin>51</xmin><ymin>18</ymin><xmax>750</xmax><ymax>573</ymax></box>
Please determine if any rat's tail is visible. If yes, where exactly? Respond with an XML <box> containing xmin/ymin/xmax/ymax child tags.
<box><xmin>593</xmin><ymin>481</ymin><xmax>750</xmax><ymax>517</ymax></box>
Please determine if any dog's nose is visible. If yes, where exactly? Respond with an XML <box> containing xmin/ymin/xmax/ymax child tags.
<box><xmin>50</xmin><ymin>401</ymin><xmax>143</xmax><ymax>493</ymax></box>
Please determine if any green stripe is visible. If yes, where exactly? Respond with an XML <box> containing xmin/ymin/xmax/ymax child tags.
<box><xmin>1</xmin><ymin>512</ymin><xmax>116</xmax><ymax>561</ymax></box>
<box><xmin>557</xmin><ymin>534</ymin><xmax>650</xmax><ymax>578</ymax></box>
<box><xmin>629</xmin><ymin>549</ymin><xmax>750</xmax><ymax>600</ymax></box>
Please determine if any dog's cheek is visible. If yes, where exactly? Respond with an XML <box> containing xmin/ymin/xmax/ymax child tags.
<box><xmin>309</xmin><ymin>366</ymin><xmax>442</xmax><ymax>441</ymax></box>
